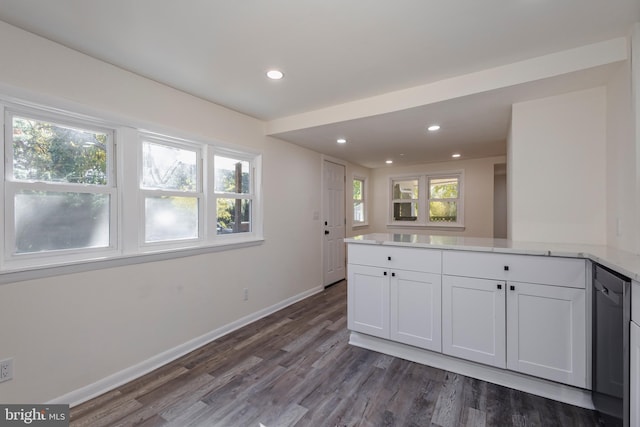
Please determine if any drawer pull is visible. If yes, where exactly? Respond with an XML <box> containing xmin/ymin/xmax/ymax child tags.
<box><xmin>497</xmin><ymin>284</ymin><xmax>502</xmax><ymax>290</ymax></box>
<box><xmin>388</xmin><ymin>256</ymin><xmax>391</xmax><ymax>261</ymax></box>
<box><xmin>510</xmin><ymin>285</ymin><xmax>515</xmax><ymax>291</ymax></box>
<box><xmin>383</xmin><ymin>271</ymin><xmax>387</xmax><ymax>276</ymax></box>
<box><xmin>392</xmin><ymin>272</ymin><xmax>396</xmax><ymax>277</ymax></box>
<box><xmin>504</xmin><ymin>266</ymin><xmax>509</xmax><ymax>271</ymax></box>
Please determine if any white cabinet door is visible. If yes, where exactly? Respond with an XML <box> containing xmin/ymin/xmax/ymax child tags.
<box><xmin>506</xmin><ymin>281</ymin><xmax>586</xmax><ymax>388</ymax></box>
<box><xmin>631</xmin><ymin>321</ymin><xmax>640</xmax><ymax>427</ymax></box>
<box><xmin>347</xmin><ymin>264</ymin><xmax>390</xmax><ymax>338</ymax></box>
<box><xmin>442</xmin><ymin>275</ymin><xmax>506</xmax><ymax>368</ymax></box>
<box><xmin>390</xmin><ymin>270</ymin><xmax>441</xmax><ymax>351</ymax></box>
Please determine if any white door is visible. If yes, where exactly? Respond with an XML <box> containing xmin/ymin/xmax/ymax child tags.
<box><xmin>442</xmin><ymin>275</ymin><xmax>506</xmax><ymax>368</ymax></box>
<box><xmin>506</xmin><ymin>281</ymin><xmax>586</xmax><ymax>388</ymax></box>
<box><xmin>323</xmin><ymin>160</ymin><xmax>345</xmax><ymax>286</ymax></box>
<box><xmin>390</xmin><ymin>270</ymin><xmax>442</xmax><ymax>351</ymax></box>
<box><xmin>347</xmin><ymin>264</ymin><xmax>390</xmax><ymax>339</ymax></box>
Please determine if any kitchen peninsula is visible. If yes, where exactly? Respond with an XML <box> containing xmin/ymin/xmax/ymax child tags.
<box><xmin>345</xmin><ymin>233</ymin><xmax>640</xmax><ymax>415</ymax></box>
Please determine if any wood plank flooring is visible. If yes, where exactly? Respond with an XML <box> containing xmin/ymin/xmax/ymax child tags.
<box><xmin>70</xmin><ymin>281</ymin><xmax>603</xmax><ymax>426</ymax></box>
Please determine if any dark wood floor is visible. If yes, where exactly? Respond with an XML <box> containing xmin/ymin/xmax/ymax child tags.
<box><xmin>70</xmin><ymin>281</ymin><xmax>602</xmax><ymax>427</ymax></box>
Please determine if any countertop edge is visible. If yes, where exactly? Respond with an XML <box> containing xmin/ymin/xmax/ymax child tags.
<box><xmin>345</xmin><ymin>235</ymin><xmax>640</xmax><ymax>282</ymax></box>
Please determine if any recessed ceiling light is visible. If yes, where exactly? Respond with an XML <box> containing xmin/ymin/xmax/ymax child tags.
<box><xmin>337</xmin><ymin>138</ymin><xmax>347</xmax><ymax>144</ymax></box>
<box><xmin>385</xmin><ymin>160</ymin><xmax>393</xmax><ymax>164</ymax></box>
<box><xmin>427</xmin><ymin>125</ymin><xmax>441</xmax><ymax>132</ymax></box>
<box><xmin>266</xmin><ymin>69</ymin><xmax>284</xmax><ymax>80</ymax></box>
<box><xmin>452</xmin><ymin>153</ymin><xmax>461</xmax><ymax>158</ymax></box>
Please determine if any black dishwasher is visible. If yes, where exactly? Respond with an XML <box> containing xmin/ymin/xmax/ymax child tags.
<box><xmin>592</xmin><ymin>263</ymin><xmax>631</xmax><ymax>427</ymax></box>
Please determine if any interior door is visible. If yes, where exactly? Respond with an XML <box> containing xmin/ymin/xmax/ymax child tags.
<box><xmin>323</xmin><ymin>160</ymin><xmax>346</xmax><ymax>286</ymax></box>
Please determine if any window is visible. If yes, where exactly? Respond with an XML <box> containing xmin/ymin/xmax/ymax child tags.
<box><xmin>391</xmin><ymin>178</ymin><xmax>419</xmax><ymax>221</ymax></box>
<box><xmin>140</xmin><ymin>136</ymin><xmax>201</xmax><ymax>244</ymax></box>
<box><xmin>389</xmin><ymin>172</ymin><xmax>463</xmax><ymax>227</ymax></box>
<box><xmin>353</xmin><ymin>177</ymin><xmax>367</xmax><ymax>225</ymax></box>
<box><xmin>5</xmin><ymin>110</ymin><xmax>116</xmax><ymax>260</ymax></box>
<box><xmin>214</xmin><ymin>154</ymin><xmax>253</xmax><ymax>235</ymax></box>
<box><xmin>428</xmin><ymin>176</ymin><xmax>460</xmax><ymax>224</ymax></box>
<box><xmin>0</xmin><ymin>97</ymin><xmax>263</xmax><ymax>273</ymax></box>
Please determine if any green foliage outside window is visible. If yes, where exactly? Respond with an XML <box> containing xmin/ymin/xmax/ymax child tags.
<box><xmin>429</xmin><ymin>178</ymin><xmax>458</xmax><ymax>222</ymax></box>
<box><xmin>12</xmin><ymin>117</ymin><xmax>108</xmax><ymax>185</ymax></box>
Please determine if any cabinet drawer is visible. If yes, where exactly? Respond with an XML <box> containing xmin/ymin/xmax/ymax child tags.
<box><xmin>348</xmin><ymin>244</ymin><xmax>389</xmax><ymax>267</ymax></box>
<box><xmin>442</xmin><ymin>251</ymin><xmax>585</xmax><ymax>288</ymax></box>
<box><xmin>387</xmin><ymin>246</ymin><xmax>441</xmax><ymax>273</ymax></box>
<box><xmin>348</xmin><ymin>244</ymin><xmax>441</xmax><ymax>273</ymax></box>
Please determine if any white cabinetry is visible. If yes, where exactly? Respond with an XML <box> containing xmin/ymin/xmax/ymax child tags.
<box><xmin>630</xmin><ymin>281</ymin><xmax>640</xmax><ymax>427</ymax></box>
<box><xmin>630</xmin><ymin>321</ymin><xmax>639</xmax><ymax>426</ymax></box>
<box><xmin>442</xmin><ymin>251</ymin><xmax>587</xmax><ymax>388</ymax></box>
<box><xmin>347</xmin><ymin>245</ymin><xmax>442</xmax><ymax>352</ymax></box>
<box><xmin>442</xmin><ymin>275</ymin><xmax>506</xmax><ymax>368</ymax></box>
<box><xmin>506</xmin><ymin>281</ymin><xmax>586</xmax><ymax>387</ymax></box>
<box><xmin>390</xmin><ymin>269</ymin><xmax>441</xmax><ymax>350</ymax></box>
<box><xmin>348</xmin><ymin>264</ymin><xmax>390</xmax><ymax>339</ymax></box>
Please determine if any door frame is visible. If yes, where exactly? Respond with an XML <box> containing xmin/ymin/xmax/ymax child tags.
<box><xmin>321</xmin><ymin>155</ymin><xmax>348</xmax><ymax>287</ymax></box>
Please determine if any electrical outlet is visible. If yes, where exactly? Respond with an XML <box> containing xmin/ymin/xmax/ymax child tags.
<box><xmin>0</xmin><ymin>358</ymin><xmax>13</xmax><ymax>383</ymax></box>
<box><xmin>243</xmin><ymin>288</ymin><xmax>249</xmax><ymax>301</ymax></box>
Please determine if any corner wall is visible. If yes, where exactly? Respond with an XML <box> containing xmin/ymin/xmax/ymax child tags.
<box><xmin>510</xmin><ymin>87</ymin><xmax>607</xmax><ymax>245</ymax></box>
<box><xmin>0</xmin><ymin>21</ymin><xmax>322</xmax><ymax>403</ymax></box>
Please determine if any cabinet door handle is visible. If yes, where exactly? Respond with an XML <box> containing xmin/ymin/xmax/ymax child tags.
<box><xmin>504</xmin><ymin>266</ymin><xmax>509</xmax><ymax>271</ymax></box>
<box><xmin>497</xmin><ymin>284</ymin><xmax>502</xmax><ymax>290</ymax></box>
<box><xmin>387</xmin><ymin>256</ymin><xmax>391</xmax><ymax>261</ymax></box>
<box><xmin>392</xmin><ymin>272</ymin><xmax>396</xmax><ymax>277</ymax></box>
<box><xmin>510</xmin><ymin>285</ymin><xmax>515</xmax><ymax>291</ymax></box>
<box><xmin>383</xmin><ymin>271</ymin><xmax>387</xmax><ymax>276</ymax></box>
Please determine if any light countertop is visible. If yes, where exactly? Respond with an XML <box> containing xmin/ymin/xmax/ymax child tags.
<box><xmin>345</xmin><ymin>233</ymin><xmax>640</xmax><ymax>282</ymax></box>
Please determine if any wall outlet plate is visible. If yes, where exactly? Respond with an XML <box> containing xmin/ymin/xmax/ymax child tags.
<box><xmin>0</xmin><ymin>358</ymin><xmax>13</xmax><ymax>382</ymax></box>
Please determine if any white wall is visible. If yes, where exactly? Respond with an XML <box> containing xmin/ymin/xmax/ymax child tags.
<box><xmin>0</xmin><ymin>22</ymin><xmax>322</xmax><ymax>403</ymax></box>
<box><xmin>606</xmin><ymin>58</ymin><xmax>636</xmax><ymax>252</ymax></box>
<box><xmin>510</xmin><ymin>87</ymin><xmax>607</xmax><ymax>245</ymax></box>
<box><xmin>633</xmin><ymin>24</ymin><xmax>640</xmax><ymax>254</ymax></box>
<box><xmin>369</xmin><ymin>156</ymin><xmax>506</xmax><ymax>237</ymax></box>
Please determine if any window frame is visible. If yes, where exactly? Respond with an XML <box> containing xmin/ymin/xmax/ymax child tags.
<box><xmin>0</xmin><ymin>95</ymin><xmax>264</xmax><ymax>277</ymax></box>
<box><xmin>211</xmin><ymin>148</ymin><xmax>258</xmax><ymax>239</ymax></box>
<box><xmin>388</xmin><ymin>171</ymin><xmax>464</xmax><ymax>228</ymax></box>
<box><xmin>353</xmin><ymin>176</ymin><xmax>367</xmax><ymax>226</ymax></box>
<box><xmin>427</xmin><ymin>173</ymin><xmax>464</xmax><ymax>226</ymax></box>
<box><xmin>3</xmin><ymin>105</ymin><xmax>119</xmax><ymax>267</ymax></box>
<box><xmin>390</xmin><ymin>176</ymin><xmax>422</xmax><ymax>224</ymax></box>
<box><xmin>138</xmin><ymin>133</ymin><xmax>204</xmax><ymax>248</ymax></box>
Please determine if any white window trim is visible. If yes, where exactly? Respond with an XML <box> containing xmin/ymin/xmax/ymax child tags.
<box><xmin>138</xmin><ymin>133</ymin><xmax>204</xmax><ymax>249</ymax></box>
<box><xmin>353</xmin><ymin>175</ymin><xmax>368</xmax><ymax>227</ymax></box>
<box><xmin>387</xmin><ymin>171</ymin><xmax>465</xmax><ymax>229</ymax></box>
<box><xmin>211</xmin><ymin>147</ymin><xmax>261</xmax><ymax>240</ymax></box>
<box><xmin>3</xmin><ymin>105</ymin><xmax>120</xmax><ymax>269</ymax></box>
<box><xmin>389</xmin><ymin>175</ymin><xmax>423</xmax><ymax>225</ymax></box>
<box><xmin>0</xmin><ymin>95</ymin><xmax>264</xmax><ymax>276</ymax></box>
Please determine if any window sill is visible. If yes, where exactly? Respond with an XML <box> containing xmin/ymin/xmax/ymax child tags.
<box><xmin>352</xmin><ymin>223</ymin><xmax>369</xmax><ymax>229</ymax></box>
<box><xmin>0</xmin><ymin>237</ymin><xmax>265</xmax><ymax>285</ymax></box>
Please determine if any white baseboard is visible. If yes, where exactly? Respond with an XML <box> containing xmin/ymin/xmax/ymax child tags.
<box><xmin>49</xmin><ymin>285</ymin><xmax>324</xmax><ymax>407</ymax></box>
<box><xmin>349</xmin><ymin>332</ymin><xmax>595</xmax><ymax>410</ymax></box>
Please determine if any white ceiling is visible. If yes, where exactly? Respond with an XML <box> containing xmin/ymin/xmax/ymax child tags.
<box><xmin>0</xmin><ymin>1</ymin><xmax>638</xmax><ymax>168</ymax></box>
